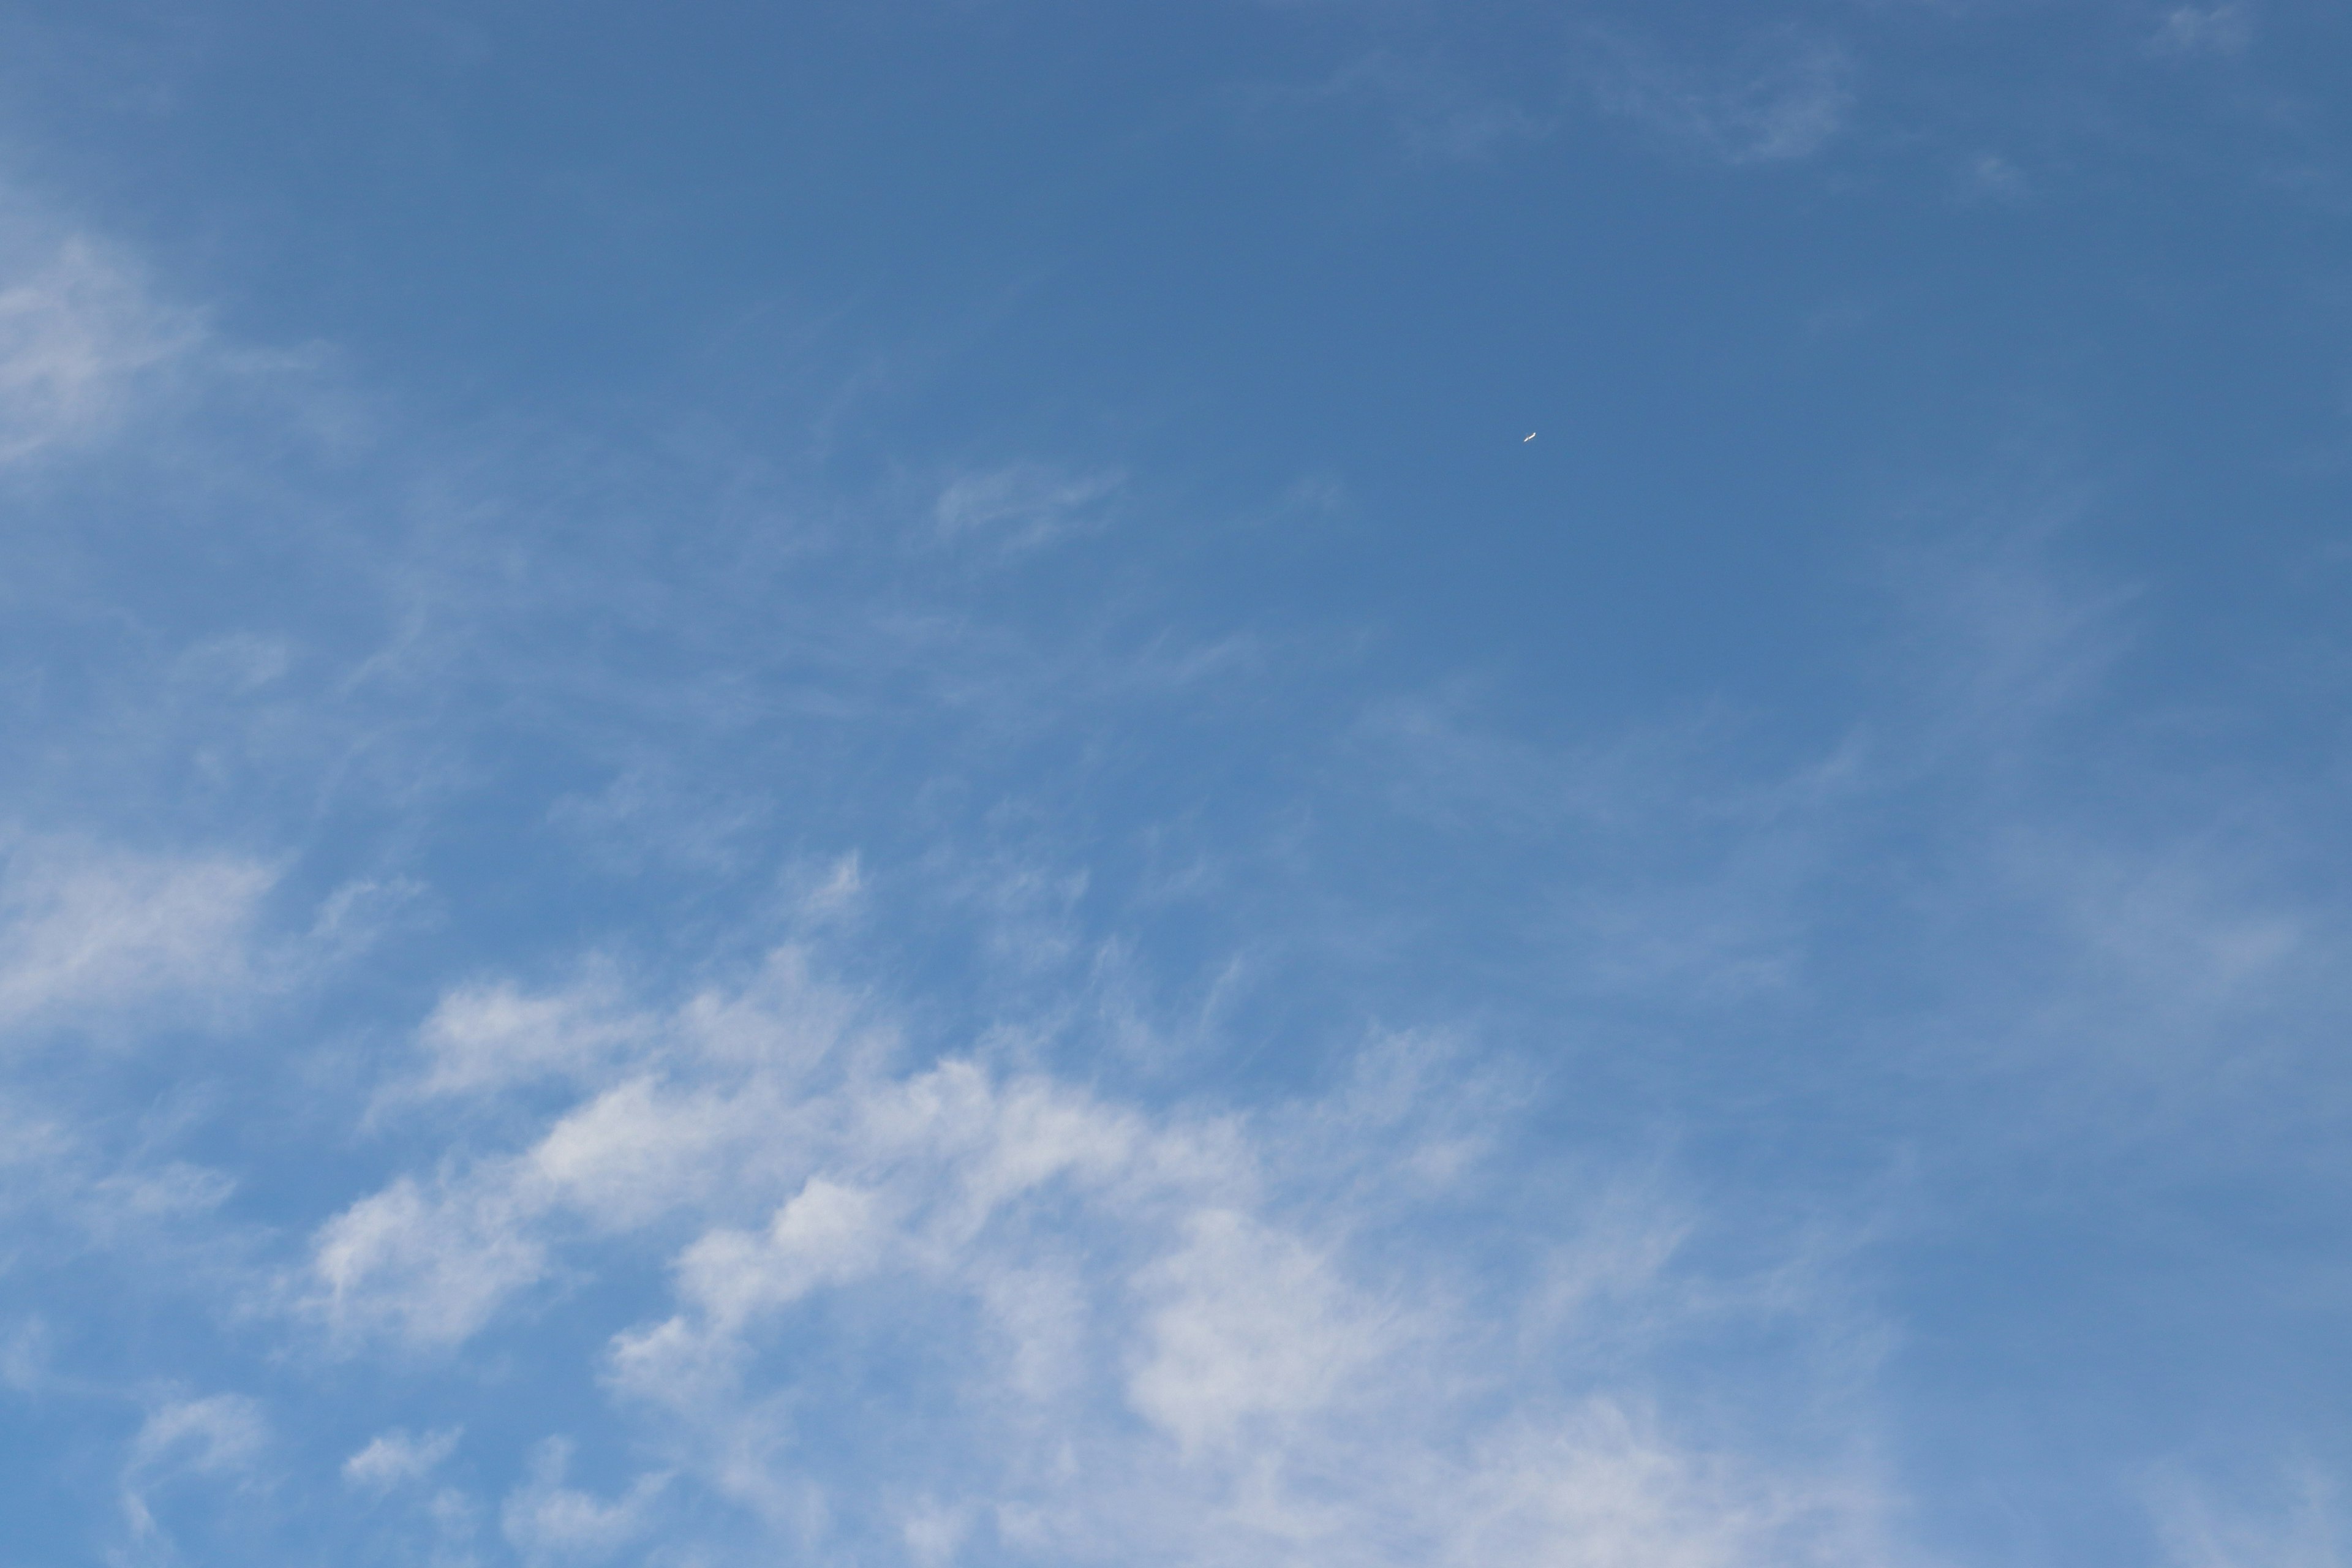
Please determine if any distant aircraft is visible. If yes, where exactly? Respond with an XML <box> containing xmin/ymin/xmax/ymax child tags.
<box><xmin>1523</xmin><ymin>432</ymin><xmax>1536</xmax><ymax>442</ymax></box>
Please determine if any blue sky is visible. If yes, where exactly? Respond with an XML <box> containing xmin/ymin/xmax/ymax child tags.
<box><xmin>1</xmin><ymin>1</ymin><xmax>2349</xmax><ymax>1564</ymax></box>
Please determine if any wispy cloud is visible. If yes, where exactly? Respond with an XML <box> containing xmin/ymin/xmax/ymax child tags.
<box><xmin>500</xmin><ymin>1438</ymin><xmax>668</xmax><ymax>1567</ymax></box>
<box><xmin>1959</xmin><ymin>152</ymin><xmax>2030</xmax><ymax>205</ymax></box>
<box><xmin>2152</xmin><ymin>1463</ymin><xmax>2345</xmax><ymax>1567</ymax></box>
<box><xmin>2150</xmin><ymin>4</ymin><xmax>2256</xmax><ymax>59</ymax></box>
<box><xmin>119</xmin><ymin>1392</ymin><xmax>270</xmax><ymax>1557</ymax></box>
<box><xmin>0</xmin><ymin>839</ymin><xmax>277</xmax><ymax>1040</ymax></box>
<box><xmin>932</xmin><ymin>462</ymin><xmax>1123</xmax><ymax>551</ymax></box>
<box><xmin>344</xmin><ymin>1425</ymin><xmax>463</xmax><ymax>1491</ymax></box>
<box><xmin>1585</xmin><ymin>30</ymin><xmax>1853</xmax><ymax>166</ymax></box>
<box><xmin>294</xmin><ymin>935</ymin><xmax>1894</xmax><ymax>1563</ymax></box>
<box><xmin>309</xmin><ymin>1167</ymin><xmax>556</xmax><ymax>1349</ymax></box>
<box><xmin>0</xmin><ymin>215</ymin><xmax>195</xmax><ymax>466</ymax></box>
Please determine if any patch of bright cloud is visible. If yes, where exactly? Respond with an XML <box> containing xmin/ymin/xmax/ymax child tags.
<box><xmin>121</xmin><ymin>1393</ymin><xmax>270</xmax><ymax>1551</ymax></box>
<box><xmin>301</xmin><ymin>941</ymin><xmax>1893</xmax><ymax>1564</ymax></box>
<box><xmin>0</xmin><ymin>216</ymin><xmax>195</xmax><ymax>466</ymax></box>
<box><xmin>344</xmin><ymin>1426</ymin><xmax>462</xmax><ymax>1491</ymax></box>
<box><xmin>0</xmin><ymin>840</ymin><xmax>277</xmax><ymax>1039</ymax></box>
<box><xmin>500</xmin><ymin>1439</ymin><xmax>668</xmax><ymax>1567</ymax></box>
<box><xmin>309</xmin><ymin>1169</ymin><xmax>554</xmax><ymax>1349</ymax></box>
<box><xmin>932</xmin><ymin>462</ymin><xmax>1123</xmax><ymax>549</ymax></box>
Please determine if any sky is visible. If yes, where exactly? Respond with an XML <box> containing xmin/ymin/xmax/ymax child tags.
<box><xmin>0</xmin><ymin>1</ymin><xmax>2349</xmax><ymax>1564</ymax></box>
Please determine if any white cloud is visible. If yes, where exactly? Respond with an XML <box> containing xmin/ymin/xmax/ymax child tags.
<box><xmin>169</xmin><ymin>630</ymin><xmax>295</xmax><ymax>694</ymax></box>
<box><xmin>903</xmin><ymin>1496</ymin><xmax>974</xmax><ymax>1567</ymax></box>
<box><xmin>2151</xmin><ymin>4</ymin><xmax>2255</xmax><ymax>58</ymax></box>
<box><xmin>671</xmin><ymin>1177</ymin><xmax>889</xmax><ymax>1329</ymax></box>
<box><xmin>1553</xmin><ymin>844</ymin><xmax>1812</xmax><ymax>1001</ymax></box>
<box><xmin>1887</xmin><ymin>511</ymin><xmax>2141</xmax><ymax>745</ymax></box>
<box><xmin>1126</xmin><ymin>1207</ymin><xmax>1388</xmax><ymax>1454</ymax></box>
<box><xmin>344</xmin><ymin>1426</ymin><xmax>463</xmax><ymax>1491</ymax></box>
<box><xmin>0</xmin><ymin>1316</ymin><xmax>53</xmax><ymax>1392</ymax></box>
<box><xmin>121</xmin><ymin>1393</ymin><xmax>270</xmax><ymax>1551</ymax></box>
<box><xmin>86</xmin><ymin>1160</ymin><xmax>238</xmax><ymax>1230</ymax></box>
<box><xmin>2014</xmin><ymin>836</ymin><xmax>2304</xmax><ymax>1002</ymax></box>
<box><xmin>0</xmin><ymin>219</ymin><xmax>195</xmax><ymax>466</ymax></box>
<box><xmin>130</xmin><ymin>1394</ymin><xmax>269</xmax><ymax>1475</ymax></box>
<box><xmin>1435</xmin><ymin>1404</ymin><xmax>1883</xmax><ymax>1568</ymax></box>
<box><xmin>0</xmin><ymin>1084</ymin><xmax>255</xmax><ymax>1289</ymax></box>
<box><xmin>309</xmin><ymin>1172</ymin><xmax>550</xmax><ymax>1349</ymax></box>
<box><xmin>932</xmin><ymin>462</ymin><xmax>1123</xmax><ymax>549</ymax></box>
<box><xmin>0</xmin><ymin>840</ymin><xmax>277</xmax><ymax>1039</ymax></box>
<box><xmin>611</xmin><ymin>1174</ymin><xmax>896</xmax><ymax>1410</ymax></box>
<box><xmin>2152</xmin><ymin>1464</ymin><xmax>2344</xmax><ymax>1568</ymax></box>
<box><xmin>411</xmin><ymin>969</ymin><xmax>656</xmax><ymax>1097</ymax></box>
<box><xmin>307</xmin><ymin>874</ymin><xmax>429</xmax><ymax>962</ymax></box>
<box><xmin>973</xmin><ymin>1261</ymin><xmax>1089</xmax><ymax>1404</ymax></box>
<box><xmin>1588</xmin><ymin>33</ymin><xmax>1853</xmax><ymax>166</ymax></box>
<box><xmin>500</xmin><ymin>1438</ymin><xmax>668</xmax><ymax>1566</ymax></box>
<box><xmin>526</xmin><ymin>1075</ymin><xmax>755</xmax><ymax>1231</ymax></box>
<box><xmin>315</xmin><ymin>949</ymin><xmax>878</xmax><ymax>1346</ymax></box>
<box><xmin>301</xmin><ymin>938</ymin><xmax>1896</xmax><ymax>1566</ymax></box>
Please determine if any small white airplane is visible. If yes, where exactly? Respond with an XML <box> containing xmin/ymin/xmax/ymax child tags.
<box><xmin>1523</xmin><ymin>432</ymin><xmax>1536</xmax><ymax>442</ymax></box>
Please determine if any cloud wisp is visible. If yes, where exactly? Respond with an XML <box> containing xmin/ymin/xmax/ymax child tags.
<box><xmin>0</xmin><ymin>220</ymin><xmax>194</xmax><ymax>467</ymax></box>
<box><xmin>298</xmin><ymin>943</ymin><xmax>1898</xmax><ymax>1567</ymax></box>
<box><xmin>1583</xmin><ymin>29</ymin><xmax>1853</xmax><ymax>167</ymax></box>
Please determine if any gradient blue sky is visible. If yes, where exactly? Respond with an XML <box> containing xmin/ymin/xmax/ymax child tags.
<box><xmin>2</xmin><ymin>2</ymin><xmax>2349</xmax><ymax>1565</ymax></box>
